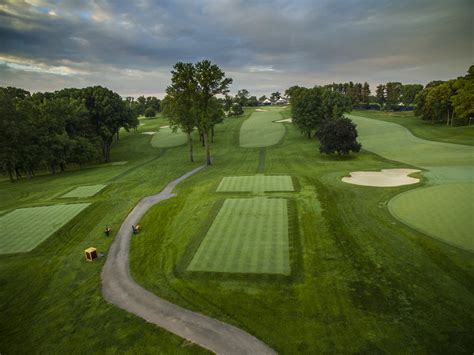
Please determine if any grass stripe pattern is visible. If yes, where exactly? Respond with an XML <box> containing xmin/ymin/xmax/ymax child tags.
<box><xmin>61</xmin><ymin>184</ymin><xmax>107</xmax><ymax>198</ymax></box>
<box><xmin>0</xmin><ymin>203</ymin><xmax>90</xmax><ymax>254</ymax></box>
<box><xmin>217</xmin><ymin>175</ymin><xmax>294</xmax><ymax>193</ymax></box>
<box><xmin>240</xmin><ymin>110</ymin><xmax>285</xmax><ymax>148</ymax></box>
<box><xmin>187</xmin><ymin>197</ymin><xmax>290</xmax><ymax>275</ymax></box>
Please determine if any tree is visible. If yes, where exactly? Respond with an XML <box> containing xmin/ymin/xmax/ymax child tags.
<box><xmin>270</xmin><ymin>92</ymin><xmax>281</xmax><ymax>101</ymax></box>
<box><xmin>385</xmin><ymin>82</ymin><xmax>402</xmax><ymax>108</ymax></box>
<box><xmin>247</xmin><ymin>96</ymin><xmax>258</xmax><ymax>107</ymax></box>
<box><xmin>362</xmin><ymin>82</ymin><xmax>371</xmax><ymax>105</ymax></box>
<box><xmin>144</xmin><ymin>107</ymin><xmax>156</xmax><ymax>117</ymax></box>
<box><xmin>229</xmin><ymin>102</ymin><xmax>243</xmax><ymax>116</ymax></box>
<box><xmin>316</xmin><ymin>117</ymin><xmax>361</xmax><ymax>155</ymax></box>
<box><xmin>193</xmin><ymin>60</ymin><xmax>232</xmax><ymax>166</ymax></box>
<box><xmin>401</xmin><ymin>84</ymin><xmax>423</xmax><ymax>107</ymax></box>
<box><xmin>376</xmin><ymin>84</ymin><xmax>386</xmax><ymax>107</ymax></box>
<box><xmin>291</xmin><ymin>87</ymin><xmax>323</xmax><ymax>138</ymax></box>
<box><xmin>451</xmin><ymin>78</ymin><xmax>474</xmax><ymax>125</ymax></box>
<box><xmin>163</xmin><ymin>62</ymin><xmax>198</xmax><ymax>162</ymax></box>
<box><xmin>235</xmin><ymin>89</ymin><xmax>250</xmax><ymax>106</ymax></box>
<box><xmin>258</xmin><ymin>95</ymin><xmax>267</xmax><ymax>102</ymax></box>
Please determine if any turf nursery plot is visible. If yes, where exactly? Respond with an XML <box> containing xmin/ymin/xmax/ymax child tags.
<box><xmin>61</xmin><ymin>184</ymin><xmax>107</xmax><ymax>198</ymax></box>
<box><xmin>187</xmin><ymin>197</ymin><xmax>290</xmax><ymax>275</ymax></box>
<box><xmin>216</xmin><ymin>175</ymin><xmax>294</xmax><ymax>192</ymax></box>
<box><xmin>240</xmin><ymin>110</ymin><xmax>285</xmax><ymax>148</ymax></box>
<box><xmin>151</xmin><ymin>126</ymin><xmax>187</xmax><ymax>148</ymax></box>
<box><xmin>388</xmin><ymin>183</ymin><xmax>474</xmax><ymax>251</ymax></box>
<box><xmin>0</xmin><ymin>203</ymin><xmax>90</xmax><ymax>254</ymax></box>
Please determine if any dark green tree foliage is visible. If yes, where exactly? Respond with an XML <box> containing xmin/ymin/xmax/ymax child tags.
<box><xmin>376</xmin><ymin>84</ymin><xmax>386</xmax><ymax>107</ymax></box>
<box><xmin>316</xmin><ymin>117</ymin><xmax>361</xmax><ymax>155</ymax></box>
<box><xmin>325</xmin><ymin>82</ymin><xmax>371</xmax><ymax>107</ymax></box>
<box><xmin>144</xmin><ymin>107</ymin><xmax>156</xmax><ymax>117</ymax></box>
<box><xmin>400</xmin><ymin>84</ymin><xmax>423</xmax><ymax>106</ymax></box>
<box><xmin>229</xmin><ymin>102</ymin><xmax>244</xmax><ymax>116</ymax></box>
<box><xmin>270</xmin><ymin>92</ymin><xmax>281</xmax><ymax>101</ymax></box>
<box><xmin>385</xmin><ymin>82</ymin><xmax>403</xmax><ymax>108</ymax></box>
<box><xmin>415</xmin><ymin>66</ymin><xmax>473</xmax><ymax>126</ymax></box>
<box><xmin>0</xmin><ymin>86</ymin><xmax>138</xmax><ymax>181</ymax></box>
<box><xmin>247</xmin><ymin>96</ymin><xmax>258</xmax><ymax>107</ymax></box>
<box><xmin>235</xmin><ymin>89</ymin><xmax>250</xmax><ymax>106</ymax></box>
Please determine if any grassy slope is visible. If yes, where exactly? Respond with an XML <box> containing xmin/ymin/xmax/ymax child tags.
<box><xmin>0</xmin><ymin>114</ymin><xmax>207</xmax><ymax>354</ymax></box>
<box><xmin>151</xmin><ymin>126</ymin><xmax>187</xmax><ymax>148</ymax></box>
<box><xmin>240</xmin><ymin>108</ymin><xmax>286</xmax><ymax>147</ymax></box>
<box><xmin>130</xmin><ymin>108</ymin><xmax>474</xmax><ymax>353</ymax></box>
<box><xmin>351</xmin><ymin>110</ymin><xmax>474</xmax><ymax>146</ymax></box>
<box><xmin>1</xmin><ymin>109</ymin><xmax>473</xmax><ymax>353</ymax></box>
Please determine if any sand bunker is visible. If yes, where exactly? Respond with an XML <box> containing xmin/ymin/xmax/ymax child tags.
<box><xmin>255</xmin><ymin>109</ymin><xmax>268</xmax><ymax>112</ymax></box>
<box><xmin>142</xmin><ymin>131</ymin><xmax>157</xmax><ymax>135</ymax></box>
<box><xmin>160</xmin><ymin>125</ymin><xmax>170</xmax><ymax>128</ymax></box>
<box><xmin>275</xmin><ymin>118</ymin><xmax>292</xmax><ymax>123</ymax></box>
<box><xmin>342</xmin><ymin>169</ymin><xmax>421</xmax><ymax>187</ymax></box>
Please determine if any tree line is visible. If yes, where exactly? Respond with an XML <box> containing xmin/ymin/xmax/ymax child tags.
<box><xmin>0</xmin><ymin>86</ymin><xmax>138</xmax><ymax>182</ymax></box>
<box><xmin>125</xmin><ymin>95</ymin><xmax>161</xmax><ymax>118</ymax></box>
<box><xmin>287</xmin><ymin>85</ymin><xmax>361</xmax><ymax>155</ymax></box>
<box><xmin>415</xmin><ymin>65</ymin><xmax>473</xmax><ymax>126</ymax></box>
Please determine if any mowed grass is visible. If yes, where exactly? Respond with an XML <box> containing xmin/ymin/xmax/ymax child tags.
<box><xmin>0</xmin><ymin>203</ymin><xmax>90</xmax><ymax>254</ymax></box>
<box><xmin>240</xmin><ymin>109</ymin><xmax>285</xmax><ymax>147</ymax></box>
<box><xmin>389</xmin><ymin>183</ymin><xmax>474</xmax><ymax>251</ymax></box>
<box><xmin>61</xmin><ymin>184</ymin><xmax>107</xmax><ymax>198</ymax></box>
<box><xmin>187</xmin><ymin>197</ymin><xmax>290</xmax><ymax>275</ymax></box>
<box><xmin>151</xmin><ymin>126</ymin><xmax>187</xmax><ymax>148</ymax></box>
<box><xmin>216</xmin><ymin>175</ymin><xmax>294</xmax><ymax>192</ymax></box>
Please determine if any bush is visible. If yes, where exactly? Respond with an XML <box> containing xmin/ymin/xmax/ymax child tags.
<box><xmin>228</xmin><ymin>103</ymin><xmax>243</xmax><ymax>116</ymax></box>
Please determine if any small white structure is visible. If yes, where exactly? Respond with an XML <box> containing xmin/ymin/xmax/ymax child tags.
<box><xmin>261</xmin><ymin>98</ymin><xmax>272</xmax><ymax>105</ymax></box>
<box><xmin>275</xmin><ymin>97</ymin><xmax>288</xmax><ymax>105</ymax></box>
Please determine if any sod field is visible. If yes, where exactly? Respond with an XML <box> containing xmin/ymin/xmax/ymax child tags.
<box><xmin>216</xmin><ymin>175</ymin><xmax>294</xmax><ymax>192</ymax></box>
<box><xmin>1</xmin><ymin>109</ymin><xmax>473</xmax><ymax>353</ymax></box>
<box><xmin>0</xmin><ymin>203</ymin><xmax>90</xmax><ymax>254</ymax></box>
<box><xmin>187</xmin><ymin>197</ymin><xmax>290</xmax><ymax>275</ymax></box>
<box><xmin>389</xmin><ymin>183</ymin><xmax>474</xmax><ymax>251</ymax></box>
<box><xmin>240</xmin><ymin>109</ymin><xmax>285</xmax><ymax>147</ymax></box>
<box><xmin>61</xmin><ymin>184</ymin><xmax>107</xmax><ymax>198</ymax></box>
<box><xmin>151</xmin><ymin>126</ymin><xmax>187</xmax><ymax>148</ymax></box>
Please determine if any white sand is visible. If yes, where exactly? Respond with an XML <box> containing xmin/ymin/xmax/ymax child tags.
<box><xmin>275</xmin><ymin>118</ymin><xmax>292</xmax><ymax>123</ymax></box>
<box><xmin>142</xmin><ymin>131</ymin><xmax>157</xmax><ymax>135</ymax></box>
<box><xmin>139</xmin><ymin>123</ymin><xmax>145</xmax><ymax>126</ymax></box>
<box><xmin>342</xmin><ymin>169</ymin><xmax>421</xmax><ymax>187</ymax></box>
<box><xmin>255</xmin><ymin>109</ymin><xmax>268</xmax><ymax>112</ymax></box>
<box><xmin>160</xmin><ymin>125</ymin><xmax>170</xmax><ymax>128</ymax></box>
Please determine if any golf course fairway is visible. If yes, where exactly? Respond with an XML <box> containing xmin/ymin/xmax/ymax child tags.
<box><xmin>240</xmin><ymin>108</ymin><xmax>285</xmax><ymax>147</ymax></box>
<box><xmin>348</xmin><ymin>113</ymin><xmax>474</xmax><ymax>250</ymax></box>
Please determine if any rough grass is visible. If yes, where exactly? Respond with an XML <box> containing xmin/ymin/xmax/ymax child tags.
<box><xmin>240</xmin><ymin>109</ymin><xmax>285</xmax><ymax>147</ymax></box>
<box><xmin>187</xmin><ymin>197</ymin><xmax>290</xmax><ymax>275</ymax></box>
<box><xmin>216</xmin><ymin>175</ymin><xmax>294</xmax><ymax>192</ymax></box>
<box><xmin>389</xmin><ymin>183</ymin><xmax>474</xmax><ymax>251</ymax></box>
<box><xmin>151</xmin><ymin>126</ymin><xmax>187</xmax><ymax>148</ymax></box>
<box><xmin>61</xmin><ymin>184</ymin><xmax>107</xmax><ymax>198</ymax></box>
<box><xmin>0</xmin><ymin>203</ymin><xmax>90</xmax><ymax>254</ymax></box>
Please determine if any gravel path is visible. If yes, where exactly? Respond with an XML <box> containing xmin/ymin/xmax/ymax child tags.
<box><xmin>101</xmin><ymin>165</ymin><xmax>276</xmax><ymax>354</ymax></box>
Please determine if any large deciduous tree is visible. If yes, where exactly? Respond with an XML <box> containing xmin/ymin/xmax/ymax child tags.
<box><xmin>316</xmin><ymin>117</ymin><xmax>361</xmax><ymax>155</ymax></box>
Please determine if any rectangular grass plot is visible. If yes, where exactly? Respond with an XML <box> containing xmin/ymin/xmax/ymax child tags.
<box><xmin>216</xmin><ymin>175</ymin><xmax>294</xmax><ymax>193</ymax></box>
<box><xmin>0</xmin><ymin>203</ymin><xmax>90</xmax><ymax>254</ymax></box>
<box><xmin>187</xmin><ymin>197</ymin><xmax>290</xmax><ymax>275</ymax></box>
<box><xmin>61</xmin><ymin>184</ymin><xmax>107</xmax><ymax>198</ymax></box>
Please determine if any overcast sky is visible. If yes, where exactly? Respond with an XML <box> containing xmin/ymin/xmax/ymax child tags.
<box><xmin>0</xmin><ymin>0</ymin><xmax>472</xmax><ymax>97</ymax></box>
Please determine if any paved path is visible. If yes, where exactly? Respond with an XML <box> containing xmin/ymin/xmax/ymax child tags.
<box><xmin>101</xmin><ymin>165</ymin><xmax>276</xmax><ymax>354</ymax></box>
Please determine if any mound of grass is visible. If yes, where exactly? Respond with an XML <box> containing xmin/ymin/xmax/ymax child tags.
<box><xmin>0</xmin><ymin>203</ymin><xmax>90</xmax><ymax>254</ymax></box>
<box><xmin>389</xmin><ymin>183</ymin><xmax>474</xmax><ymax>251</ymax></box>
<box><xmin>187</xmin><ymin>197</ymin><xmax>290</xmax><ymax>275</ymax></box>
<box><xmin>61</xmin><ymin>184</ymin><xmax>107</xmax><ymax>198</ymax></box>
<box><xmin>240</xmin><ymin>110</ymin><xmax>285</xmax><ymax>148</ymax></box>
<box><xmin>151</xmin><ymin>126</ymin><xmax>187</xmax><ymax>148</ymax></box>
<box><xmin>216</xmin><ymin>175</ymin><xmax>294</xmax><ymax>192</ymax></box>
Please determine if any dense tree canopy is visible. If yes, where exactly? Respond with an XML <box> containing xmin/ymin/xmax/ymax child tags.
<box><xmin>0</xmin><ymin>86</ymin><xmax>138</xmax><ymax>182</ymax></box>
<box><xmin>316</xmin><ymin>117</ymin><xmax>361</xmax><ymax>155</ymax></box>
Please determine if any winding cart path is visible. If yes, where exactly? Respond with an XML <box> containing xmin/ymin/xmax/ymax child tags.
<box><xmin>101</xmin><ymin>164</ymin><xmax>275</xmax><ymax>354</ymax></box>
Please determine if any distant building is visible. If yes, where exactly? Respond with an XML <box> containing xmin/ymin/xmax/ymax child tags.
<box><xmin>261</xmin><ymin>98</ymin><xmax>272</xmax><ymax>105</ymax></box>
<box><xmin>275</xmin><ymin>97</ymin><xmax>288</xmax><ymax>105</ymax></box>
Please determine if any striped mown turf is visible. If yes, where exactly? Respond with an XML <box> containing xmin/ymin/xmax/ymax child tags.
<box><xmin>0</xmin><ymin>203</ymin><xmax>90</xmax><ymax>254</ymax></box>
<box><xmin>389</xmin><ymin>183</ymin><xmax>474</xmax><ymax>251</ymax></box>
<box><xmin>61</xmin><ymin>184</ymin><xmax>107</xmax><ymax>198</ymax></box>
<box><xmin>187</xmin><ymin>197</ymin><xmax>290</xmax><ymax>275</ymax></box>
<box><xmin>216</xmin><ymin>175</ymin><xmax>294</xmax><ymax>192</ymax></box>
<box><xmin>151</xmin><ymin>127</ymin><xmax>187</xmax><ymax>148</ymax></box>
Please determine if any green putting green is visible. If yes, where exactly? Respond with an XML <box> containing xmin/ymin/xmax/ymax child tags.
<box><xmin>0</xmin><ymin>203</ymin><xmax>90</xmax><ymax>254</ymax></box>
<box><xmin>240</xmin><ymin>110</ymin><xmax>285</xmax><ymax>148</ymax></box>
<box><xmin>61</xmin><ymin>184</ymin><xmax>107</xmax><ymax>198</ymax></box>
<box><xmin>151</xmin><ymin>126</ymin><xmax>187</xmax><ymax>148</ymax></box>
<box><xmin>217</xmin><ymin>175</ymin><xmax>294</xmax><ymax>192</ymax></box>
<box><xmin>187</xmin><ymin>197</ymin><xmax>290</xmax><ymax>275</ymax></box>
<box><xmin>389</xmin><ymin>184</ymin><xmax>474</xmax><ymax>251</ymax></box>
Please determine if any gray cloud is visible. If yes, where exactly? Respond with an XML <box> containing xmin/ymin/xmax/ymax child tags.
<box><xmin>0</xmin><ymin>0</ymin><xmax>472</xmax><ymax>97</ymax></box>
